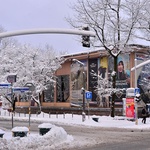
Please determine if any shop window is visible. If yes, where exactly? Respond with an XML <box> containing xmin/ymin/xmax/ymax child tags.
<box><xmin>43</xmin><ymin>82</ymin><xmax>54</xmax><ymax>102</ymax></box>
<box><xmin>57</xmin><ymin>75</ymin><xmax>69</xmax><ymax>102</ymax></box>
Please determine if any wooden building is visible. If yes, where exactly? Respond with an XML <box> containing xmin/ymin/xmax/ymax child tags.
<box><xmin>16</xmin><ymin>44</ymin><xmax>150</xmax><ymax>111</ymax></box>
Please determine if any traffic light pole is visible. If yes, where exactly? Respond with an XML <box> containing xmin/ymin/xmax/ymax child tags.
<box><xmin>0</xmin><ymin>28</ymin><xmax>96</xmax><ymax>39</ymax></box>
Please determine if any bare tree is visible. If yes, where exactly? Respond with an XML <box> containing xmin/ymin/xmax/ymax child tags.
<box><xmin>67</xmin><ymin>0</ymin><xmax>150</xmax><ymax>117</ymax></box>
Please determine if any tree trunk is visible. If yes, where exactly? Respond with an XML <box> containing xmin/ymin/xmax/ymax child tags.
<box><xmin>111</xmin><ymin>56</ymin><xmax>117</xmax><ymax>117</ymax></box>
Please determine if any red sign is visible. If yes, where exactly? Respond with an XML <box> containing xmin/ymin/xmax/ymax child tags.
<box><xmin>7</xmin><ymin>75</ymin><xmax>17</xmax><ymax>83</ymax></box>
<box><xmin>126</xmin><ymin>98</ymin><xmax>135</xmax><ymax>119</ymax></box>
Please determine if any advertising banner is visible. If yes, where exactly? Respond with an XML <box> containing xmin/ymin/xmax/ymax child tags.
<box><xmin>116</xmin><ymin>54</ymin><xmax>130</xmax><ymax>88</ymax></box>
<box><xmin>71</xmin><ymin>60</ymin><xmax>87</xmax><ymax>102</ymax></box>
<box><xmin>126</xmin><ymin>98</ymin><xmax>135</xmax><ymax>119</ymax></box>
<box><xmin>89</xmin><ymin>58</ymin><xmax>98</xmax><ymax>102</ymax></box>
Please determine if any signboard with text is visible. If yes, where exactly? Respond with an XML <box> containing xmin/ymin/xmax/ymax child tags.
<box><xmin>85</xmin><ymin>91</ymin><xmax>92</xmax><ymax>100</ymax></box>
<box><xmin>126</xmin><ymin>98</ymin><xmax>135</xmax><ymax>119</ymax></box>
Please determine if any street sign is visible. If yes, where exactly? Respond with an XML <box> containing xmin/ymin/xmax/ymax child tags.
<box><xmin>0</xmin><ymin>83</ymin><xmax>11</xmax><ymax>88</ymax></box>
<box><xmin>85</xmin><ymin>91</ymin><xmax>92</xmax><ymax>100</ymax></box>
<box><xmin>7</xmin><ymin>75</ymin><xmax>17</xmax><ymax>83</ymax></box>
<box><xmin>24</xmin><ymin>82</ymin><xmax>35</xmax><ymax>91</ymax></box>
<box><xmin>134</xmin><ymin>88</ymin><xmax>140</xmax><ymax>96</ymax></box>
<box><xmin>13</xmin><ymin>87</ymin><xmax>29</xmax><ymax>92</ymax></box>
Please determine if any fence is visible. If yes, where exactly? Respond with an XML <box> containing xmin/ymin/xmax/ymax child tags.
<box><xmin>0</xmin><ymin>109</ymin><xmax>88</xmax><ymax>121</ymax></box>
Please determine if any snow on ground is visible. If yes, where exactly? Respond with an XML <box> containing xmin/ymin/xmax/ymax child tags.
<box><xmin>0</xmin><ymin>109</ymin><xmax>150</xmax><ymax>150</ymax></box>
<box><xmin>1</xmin><ymin>125</ymin><xmax>73</xmax><ymax>150</ymax></box>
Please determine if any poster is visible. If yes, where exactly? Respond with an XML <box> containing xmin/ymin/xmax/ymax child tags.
<box><xmin>70</xmin><ymin>60</ymin><xmax>87</xmax><ymax>102</ymax></box>
<box><xmin>98</xmin><ymin>57</ymin><xmax>108</xmax><ymax>79</ymax></box>
<box><xmin>126</xmin><ymin>98</ymin><xmax>135</xmax><ymax>119</ymax></box>
<box><xmin>108</xmin><ymin>54</ymin><xmax>130</xmax><ymax>88</ymax></box>
<box><xmin>116</xmin><ymin>54</ymin><xmax>130</xmax><ymax>88</ymax></box>
<box><xmin>97</xmin><ymin>57</ymin><xmax>109</xmax><ymax>107</ymax></box>
<box><xmin>88</xmin><ymin>58</ymin><xmax>98</xmax><ymax>102</ymax></box>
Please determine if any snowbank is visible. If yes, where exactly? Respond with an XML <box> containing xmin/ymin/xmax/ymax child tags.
<box><xmin>0</xmin><ymin>125</ymin><xmax>73</xmax><ymax>150</ymax></box>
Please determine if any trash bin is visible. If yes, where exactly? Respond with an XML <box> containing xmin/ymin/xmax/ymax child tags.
<box><xmin>12</xmin><ymin>127</ymin><xmax>29</xmax><ymax>137</ymax></box>
<box><xmin>38</xmin><ymin>123</ymin><xmax>53</xmax><ymax>136</ymax></box>
<box><xmin>92</xmin><ymin>115</ymin><xmax>99</xmax><ymax>122</ymax></box>
<box><xmin>0</xmin><ymin>129</ymin><xmax>5</xmax><ymax>138</ymax></box>
<box><xmin>39</xmin><ymin>128</ymin><xmax>51</xmax><ymax>135</ymax></box>
<box><xmin>92</xmin><ymin>117</ymin><xmax>99</xmax><ymax>122</ymax></box>
<box><xmin>13</xmin><ymin>131</ymin><xmax>28</xmax><ymax>137</ymax></box>
<box><xmin>0</xmin><ymin>134</ymin><xmax>4</xmax><ymax>138</ymax></box>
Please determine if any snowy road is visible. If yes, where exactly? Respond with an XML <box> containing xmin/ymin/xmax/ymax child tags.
<box><xmin>1</xmin><ymin>120</ymin><xmax>150</xmax><ymax>150</ymax></box>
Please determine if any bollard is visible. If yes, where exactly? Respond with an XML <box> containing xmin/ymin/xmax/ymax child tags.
<box><xmin>63</xmin><ymin>113</ymin><xmax>65</xmax><ymax>119</ymax></box>
<box><xmin>0</xmin><ymin>129</ymin><xmax>5</xmax><ymax>138</ymax></box>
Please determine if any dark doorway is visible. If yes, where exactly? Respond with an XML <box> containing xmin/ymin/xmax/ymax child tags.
<box><xmin>88</xmin><ymin>59</ymin><xmax>98</xmax><ymax>102</ymax></box>
<box><xmin>57</xmin><ymin>75</ymin><xmax>70</xmax><ymax>102</ymax></box>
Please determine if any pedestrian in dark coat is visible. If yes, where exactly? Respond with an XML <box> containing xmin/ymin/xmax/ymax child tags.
<box><xmin>142</xmin><ymin>106</ymin><xmax>147</xmax><ymax>124</ymax></box>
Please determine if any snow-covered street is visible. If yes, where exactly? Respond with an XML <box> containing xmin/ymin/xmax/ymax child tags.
<box><xmin>0</xmin><ymin>109</ymin><xmax>150</xmax><ymax>149</ymax></box>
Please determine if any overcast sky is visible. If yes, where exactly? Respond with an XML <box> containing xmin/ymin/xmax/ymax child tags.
<box><xmin>0</xmin><ymin>0</ymin><xmax>89</xmax><ymax>54</ymax></box>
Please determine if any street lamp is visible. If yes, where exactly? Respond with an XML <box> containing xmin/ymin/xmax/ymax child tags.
<box><xmin>72</xmin><ymin>59</ymin><xmax>86</xmax><ymax>122</ymax></box>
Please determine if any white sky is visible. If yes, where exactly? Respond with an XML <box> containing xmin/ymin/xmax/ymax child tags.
<box><xmin>0</xmin><ymin>109</ymin><xmax>150</xmax><ymax>149</ymax></box>
<box><xmin>0</xmin><ymin>0</ymin><xmax>89</xmax><ymax>54</ymax></box>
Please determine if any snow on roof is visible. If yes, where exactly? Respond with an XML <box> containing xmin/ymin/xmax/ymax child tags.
<box><xmin>129</xmin><ymin>38</ymin><xmax>150</xmax><ymax>47</ymax></box>
<box><xmin>61</xmin><ymin>46</ymin><xmax>106</xmax><ymax>57</ymax></box>
<box><xmin>61</xmin><ymin>43</ymin><xmax>150</xmax><ymax>58</ymax></box>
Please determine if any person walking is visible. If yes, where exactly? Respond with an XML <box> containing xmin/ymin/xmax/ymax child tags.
<box><xmin>142</xmin><ymin>106</ymin><xmax>147</xmax><ymax>124</ymax></box>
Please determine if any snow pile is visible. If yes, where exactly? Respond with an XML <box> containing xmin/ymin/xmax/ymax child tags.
<box><xmin>0</xmin><ymin>125</ymin><xmax>73</xmax><ymax>150</ymax></box>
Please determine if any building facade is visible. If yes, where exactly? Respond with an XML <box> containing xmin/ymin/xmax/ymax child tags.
<box><xmin>16</xmin><ymin>44</ymin><xmax>150</xmax><ymax>109</ymax></box>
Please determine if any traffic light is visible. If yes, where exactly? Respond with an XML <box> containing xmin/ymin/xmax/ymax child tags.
<box><xmin>82</xmin><ymin>26</ymin><xmax>90</xmax><ymax>47</ymax></box>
